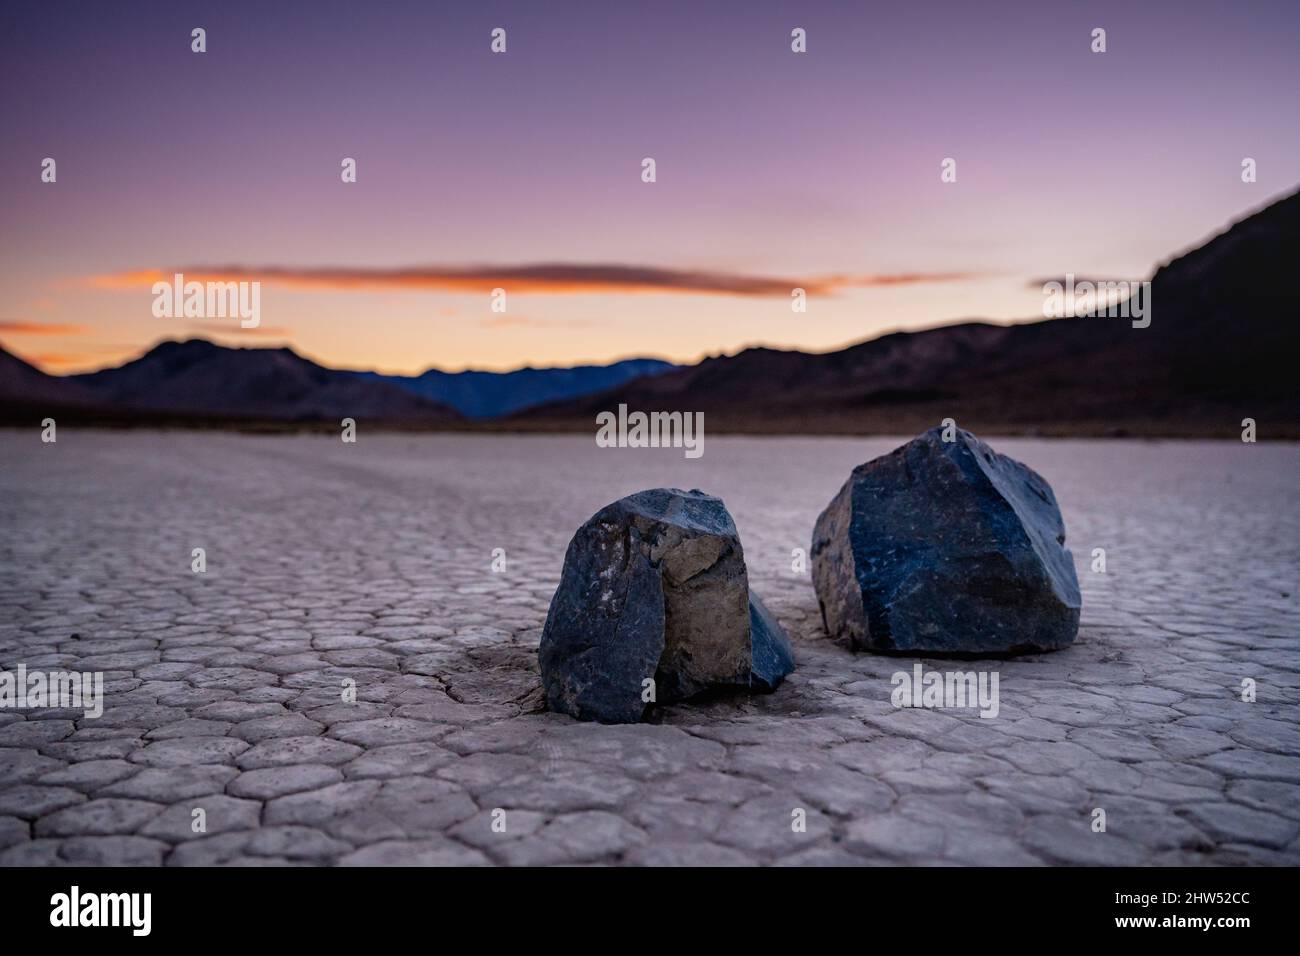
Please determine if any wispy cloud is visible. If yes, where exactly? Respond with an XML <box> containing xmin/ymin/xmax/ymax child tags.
<box><xmin>92</xmin><ymin>264</ymin><xmax>980</xmax><ymax>298</ymax></box>
<box><xmin>15</xmin><ymin>353</ymin><xmax>78</xmax><ymax>368</ymax></box>
<box><xmin>0</xmin><ymin>319</ymin><xmax>88</xmax><ymax>335</ymax></box>
<box><xmin>831</xmin><ymin>272</ymin><xmax>979</xmax><ymax>288</ymax></box>
<box><xmin>13</xmin><ymin>344</ymin><xmax>132</xmax><ymax>369</ymax></box>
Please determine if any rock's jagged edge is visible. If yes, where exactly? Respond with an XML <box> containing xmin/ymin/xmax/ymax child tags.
<box><xmin>749</xmin><ymin>592</ymin><xmax>796</xmax><ymax>690</ymax></box>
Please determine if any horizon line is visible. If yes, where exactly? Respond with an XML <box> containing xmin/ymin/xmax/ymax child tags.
<box><xmin>13</xmin><ymin>313</ymin><xmax>1049</xmax><ymax>380</ymax></box>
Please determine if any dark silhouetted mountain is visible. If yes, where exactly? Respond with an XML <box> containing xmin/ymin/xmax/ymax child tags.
<box><xmin>69</xmin><ymin>339</ymin><xmax>461</xmax><ymax>422</ymax></box>
<box><xmin>516</xmin><ymin>188</ymin><xmax>1300</xmax><ymax>437</ymax></box>
<box><xmin>0</xmin><ymin>345</ymin><xmax>102</xmax><ymax>411</ymax></box>
<box><xmin>356</xmin><ymin>358</ymin><xmax>676</xmax><ymax>418</ymax></box>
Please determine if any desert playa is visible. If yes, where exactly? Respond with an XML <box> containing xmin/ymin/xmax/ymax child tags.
<box><xmin>2</xmin><ymin>431</ymin><xmax>1295</xmax><ymax>865</ymax></box>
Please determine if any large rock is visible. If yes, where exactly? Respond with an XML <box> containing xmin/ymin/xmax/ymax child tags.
<box><xmin>811</xmin><ymin>427</ymin><xmax>1080</xmax><ymax>654</ymax></box>
<box><xmin>540</xmin><ymin>488</ymin><xmax>795</xmax><ymax>722</ymax></box>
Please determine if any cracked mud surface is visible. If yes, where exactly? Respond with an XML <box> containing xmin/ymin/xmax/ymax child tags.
<box><xmin>1</xmin><ymin>431</ymin><xmax>1297</xmax><ymax>865</ymax></box>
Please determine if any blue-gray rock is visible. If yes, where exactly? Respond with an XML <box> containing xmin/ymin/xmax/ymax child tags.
<box><xmin>540</xmin><ymin>488</ymin><xmax>795</xmax><ymax>722</ymax></box>
<box><xmin>748</xmin><ymin>592</ymin><xmax>796</xmax><ymax>690</ymax></box>
<box><xmin>811</xmin><ymin>427</ymin><xmax>1081</xmax><ymax>654</ymax></box>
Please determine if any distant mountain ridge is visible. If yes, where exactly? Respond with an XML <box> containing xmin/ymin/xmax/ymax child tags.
<box><xmin>0</xmin><ymin>339</ymin><xmax>672</xmax><ymax>426</ymax></box>
<box><xmin>0</xmin><ymin>347</ymin><xmax>101</xmax><ymax>409</ymax></box>
<box><xmin>354</xmin><ymin>357</ymin><xmax>676</xmax><ymax>418</ymax></box>
<box><xmin>48</xmin><ymin>339</ymin><xmax>461</xmax><ymax>424</ymax></box>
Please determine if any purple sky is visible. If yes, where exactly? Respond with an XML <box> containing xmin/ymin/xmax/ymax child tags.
<box><xmin>2</xmin><ymin>0</ymin><xmax>1298</xmax><ymax>374</ymax></box>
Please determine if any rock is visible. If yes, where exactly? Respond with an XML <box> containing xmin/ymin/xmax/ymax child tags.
<box><xmin>811</xmin><ymin>427</ymin><xmax>1080</xmax><ymax>654</ymax></box>
<box><xmin>540</xmin><ymin>488</ymin><xmax>795</xmax><ymax>722</ymax></box>
<box><xmin>748</xmin><ymin>592</ymin><xmax>796</xmax><ymax>690</ymax></box>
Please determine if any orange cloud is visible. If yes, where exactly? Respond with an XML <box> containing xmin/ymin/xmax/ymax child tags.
<box><xmin>0</xmin><ymin>320</ymin><xmax>88</xmax><ymax>335</ymax></box>
<box><xmin>91</xmin><ymin>264</ymin><xmax>980</xmax><ymax>298</ymax></box>
<box><xmin>834</xmin><ymin>272</ymin><xmax>979</xmax><ymax>288</ymax></box>
<box><xmin>22</xmin><ymin>354</ymin><xmax>77</xmax><ymax>368</ymax></box>
<box><xmin>8</xmin><ymin>343</ymin><xmax>149</xmax><ymax>374</ymax></box>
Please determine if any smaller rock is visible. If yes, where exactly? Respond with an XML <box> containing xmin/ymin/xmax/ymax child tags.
<box><xmin>540</xmin><ymin>488</ymin><xmax>795</xmax><ymax>722</ymax></box>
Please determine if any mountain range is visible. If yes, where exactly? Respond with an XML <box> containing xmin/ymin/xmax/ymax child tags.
<box><xmin>353</xmin><ymin>358</ymin><xmax>676</xmax><ymax>418</ymax></box>
<box><xmin>513</xmin><ymin>188</ymin><xmax>1300</xmax><ymax>437</ymax></box>
<box><xmin>2</xmin><ymin>188</ymin><xmax>1297</xmax><ymax>436</ymax></box>
<box><xmin>0</xmin><ymin>339</ymin><xmax>674</xmax><ymax>427</ymax></box>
